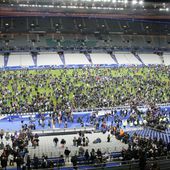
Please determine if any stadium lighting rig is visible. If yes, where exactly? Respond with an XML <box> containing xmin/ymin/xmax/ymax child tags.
<box><xmin>1</xmin><ymin>0</ymin><xmax>170</xmax><ymax>14</ymax></box>
<box><xmin>11</xmin><ymin>0</ymin><xmax>145</xmax><ymax>10</ymax></box>
<box><xmin>7</xmin><ymin>0</ymin><xmax>145</xmax><ymax>6</ymax></box>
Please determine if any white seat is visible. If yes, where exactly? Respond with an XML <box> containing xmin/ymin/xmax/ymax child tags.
<box><xmin>7</xmin><ymin>53</ymin><xmax>34</xmax><ymax>66</ymax></box>
<box><xmin>37</xmin><ymin>52</ymin><xmax>63</xmax><ymax>66</ymax></box>
<box><xmin>115</xmin><ymin>52</ymin><xmax>141</xmax><ymax>65</ymax></box>
<box><xmin>90</xmin><ymin>53</ymin><xmax>116</xmax><ymax>64</ymax></box>
<box><xmin>64</xmin><ymin>53</ymin><xmax>90</xmax><ymax>65</ymax></box>
<box><xmin>138</xmin><ymin>53</ymin><xmax>162</xmax><ymax>65</ymax></box>
<box><xmin>163</xmin><ymin>53</ymin><xmax>170</xmax><ymax>65</ymax></box>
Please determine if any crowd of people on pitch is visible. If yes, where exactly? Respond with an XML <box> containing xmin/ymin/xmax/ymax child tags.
<box><xmin>7</xmin><ymin>102</ymin><xmax>169</xmax><ymax>134</ymax></box>
<box><xmin>0</xmin><ymin>65</ymin><xmax>169</xmax><ymax>114</ymax></box>
<box><xmin>10</xmin><ymin>103</ymin><xmax>169</xmax><ymax>133</ymax></box>
<box><xmin>87</xmin><ymin>105</ymin><xmax>169</xmax><ymax>132</ymax></box>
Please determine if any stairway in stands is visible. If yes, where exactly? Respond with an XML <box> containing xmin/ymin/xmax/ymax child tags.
<box><xmin>59</xmin><ymin>53</ymin><xmax>65</xmax><ymax>65</ymax></box>
<box><xmin>110</xmin><ymin>53</ymin><xmax>119</xmax><ymax>64</ymax></box>
<box><xmin>84</xmin><ymin>53</ymin><xmax>93</xmax><ymax>64</ymax></box>
<box><xmin>133</xmin><ymin>53</ymin><xmax>144</xmax><ymax>65</ymax></box>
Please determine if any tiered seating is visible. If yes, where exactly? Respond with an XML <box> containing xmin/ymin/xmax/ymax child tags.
<box><xmin>138</xmin><ymin>53</ymin><xmax>162</xmax><ymax>65</ymax></box>
<box><xmin>0</xmin><ymin>54</ymin><xmax>4</xmax><ymax>67</ymax></box>
<box><xmin>127</xmin><ymin>128</ymin><xmax>170</xmax><ymax>144</ymax></box>
<box><xmin>46</xmin><ymin>38</ymin><xmax>57</xmax><ymax>47</ymax></box>
<box><xmin>85</xmin><ymin>40</ymin><xmax>97</xmax><ymax>48</ymax></box>
<box><xmin>2</xmin><ymin>52</ymin><xmax>170</xmax><ymax>68</ymax></box>
<box><xmin>90</xmin><ymin>53</ymin><xmax>116</xmax><ymax>64</ymax></box>
<box><xmin>37</xmin><ymin>52</ymin><xmax>63</xmax><ymax>66</ymax></box>
<box><xmin>115</xmin><ymin>52</ymin><xmax>141</xmax><ymax>65</ymax></box>
<box><xmin>64</xmin><ymin>53</ymin><xmax>90</xmax><ymax>65</ymax></box>
<box><xmin>11</xmin><ymin>35</ymin><xmax>30</xmax><ymax>47</ymax></box>
<box><xmin>60</xmin><ymin>39</ymin><xmax>83</xmax><ymax>48</ymax></box>
<box><xmin>7</xmin><ymin>53</ymin><xmax>34</xmax><ymax>67</ymax></box>
<box><xmin>163</xmin><ymin>53</ymin><xmax>170</xmax><ymax>65</ymax></box>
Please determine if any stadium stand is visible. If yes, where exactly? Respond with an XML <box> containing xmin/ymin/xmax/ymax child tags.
<box><xmin>1</xmin><ymin>51</ymin><xmax>170</xmax><ymax>67</ymax></box>
<box><xmin>7</xmin><ymin>52</ymin><xmax>33</xmax><ymax>67</ymax></box>
<box><xmin>37</xmin><ymin>52</ymin><xmax>63</xmax><ymax>66</ymax></box>
<box><xmin>163</xmin><ymin>53</ymin><xmax>170</xmax><ymax>65</ymax></box>
<box><xmin>0</xmin><ymin>54</ymin><xmax>4</xmax><ymax>67</ymax></box>
<box><xmin>64</xmin><ymin>53</ymin><xmax>90</xmax><ymax>65</ymax></box>
<box><xmin>90</xmin><ymin>53</ymin><xmax>116</xmax><ymax>65</ymax></box>
<box><xmin>0</xmin><ymin>0</ymin><xmax>170</xmax><ymax>170</ymax></box>
<box><xmin>114</xmin><ymin>52</ymin><xmax>142</xmax><ymax>65</ymax></box>
<box><xmin>138</xmin><ymin>53</ymin><xmax>163</xmax><ymax>65</ymax></box>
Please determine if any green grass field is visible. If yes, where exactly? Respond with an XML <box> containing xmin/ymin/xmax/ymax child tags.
<box><xmin>0</xmin><ymin>66</ymin><xmax>169</xmax><ymax>113</ymax></box>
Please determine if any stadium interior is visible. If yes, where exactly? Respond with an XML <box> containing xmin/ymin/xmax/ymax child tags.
<box><xmin>0</xmin><ymin>0</ymin><xmax>170</xmax><ymax>170</ymax></box>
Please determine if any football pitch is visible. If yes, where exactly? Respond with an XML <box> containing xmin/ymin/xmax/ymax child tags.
<box><xmin>0</xmin><ymin>66</ymin><xmax>169</xmax><ymax>114</ymax></box>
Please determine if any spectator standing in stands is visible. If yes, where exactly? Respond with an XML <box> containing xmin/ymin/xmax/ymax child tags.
<box><xmin>78</xmin><ymin>146</ymin><xmax>85</xmax><ymax>156</ymax></box>
<box><xmin>33</xmin><ymin>155</ymin><xmax>39</xmax><ymax>169</ymax></box>
<box><xmin>53</xmin><ymin>137</ymin><xmax>59</xmax><ymax>147</ymax></box>
<box><xmin>41</xmin><ymin>157</ymin><xmax>48</xmax><ymax>168</ymax></box>
<box><xmin>83</xmin><ymin>136</ymin><xmax>86</xmax><ymax>146</ymax></box>
<box><xmin>0</xmin><ymin>141</ymin><xmax>4</xmax><ymax>150</ymax></box>
<box><xmin>85</xmin><ymin>137</ymin><xmax>89</xmax><ymax>146</ymax></box>
<box><xmin>139</xmin><ymin>150</ymin><xmax>147</xmax><ymax>170</ymax></box>
<box><xmin>73</xmin><ymin>137</ymin><xmax>77</xmax><ymax>146</ymax></box>
<box><xmin>64</xmin><ymin>121</ymin><xmax>68</xmax><ymax>128</ymax></box>
<box><xmin>16</xmin><ymin>155</ymin><xmax>23</xmax><ymax>170</ymax></box>
<box><xmin>48</xmin><ymin>119</ymin><xmax>51</xmax><ymax>128</ymax></box>
<box><xmin>0</xmin><ymin>155</ymin><xmax>8</xmax><ymax>170</ymax></box>
<box><xmin>9</xmin><ymin>154</ymin><xmax>14</xmax><ymax>166</ymax></box>
<box><xmin>90</xmin><ymin>148</ymin><xmax>96</xmax><ymax>164</ymax></box>
<box><xmin>5</xmin><ymin>131</ymin><xmax>10</xmax><ymax>142</ymax></box>
<box><xmin>85</xmin><ymin>149</ymin><xmax>90</xmax><ymax>162</ymax></box>
<box><xmin>64</xmin><ymin>147</ymin><xmax>71</xmax><ymax>162</ymax></box>
<box><xmin>61</xmin><ymin>139</ymin><xmax>66</xmax><ymax>148</ymax></box>
<box><xmin>77</xmin><ymin>136</ymin><xmax>82</xmax><ymax>147</ymax></box>
<box><xmin>26</xmin><ymin>155</ymin><xmax>31</xmax><ymax>170</ymax></box>
<box><xmin>107</xmin><ymin>134</ymin><xmax>111</xmax><ymax>142</ymax></box>
<box><xmin>71</xmin><ymin>154</ymin><xmax>78</xmax><ymax>170</ymax></box>
<box><xmin>0</xmin><ymin>129</ymin><xmax>4</xmax><ymax>140</ymax></box>
<box><xmin>97</xmin><ymin>149</ymin><xmax>103</xmax><ymax>163</ymax></box>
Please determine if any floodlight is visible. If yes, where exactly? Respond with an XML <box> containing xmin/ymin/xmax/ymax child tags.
<box><xmin>139</xmin><ymin>0</ymin><xmax>143</xmax><ymax>5</ymax></box>
<box><xmin>132</xmin><ymin>0</ymin><xmax>137</xmax><ymax>5</ymax></box>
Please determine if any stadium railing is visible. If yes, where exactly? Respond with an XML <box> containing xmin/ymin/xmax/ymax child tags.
<box><xmin>7</xmin><ymin>155</ymin><xmax>170</xmax><ymax>170</ymax></box>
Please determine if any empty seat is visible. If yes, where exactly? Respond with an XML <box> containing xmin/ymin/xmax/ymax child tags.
<box><xmin>0</xmin><ymin>54</ymin><xmax>4</xmax><ymax>67</ymax></box>
<box><xmin>90</xmin><ymin>53</ymin><xmax>116</xmax><ymax>64</ymax></box>
<box><xmin>7</xmin><ymin>53</ymin><xmax>34</xmax><ymax>67</ymax></box>
<box><xmin>115</xmin><ymin>52</ymin><xmax>141</xmax><ymax>65</ymax></box>
<box><xmin>37</xmin><ymin>52</ymin><xmax>63</xmax><ymax>66</ymax></box>
<box><xmin>64</xmin><ymin>53</ymin><xmax>90</xmax><ymax>65</ymax></box>
<box><xmin>138</xmin><ymin>53</ymin><xmax>162</xmax><ymax>65</ymax></box>
<box><xmin>163</xmin><ymin>53</ymin><xmax>170</xmax><ymax>65</ymax></box>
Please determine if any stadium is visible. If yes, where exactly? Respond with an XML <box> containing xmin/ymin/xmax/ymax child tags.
<box><xmin>0</xmin><ymin>0</ymin><xmax>170</xmax><ymax>169</ymax></box>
